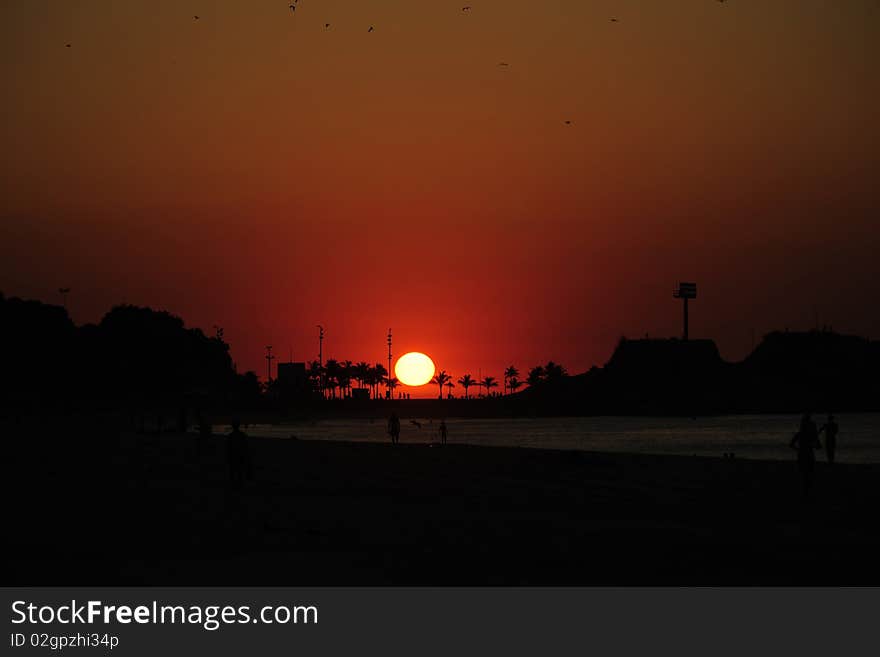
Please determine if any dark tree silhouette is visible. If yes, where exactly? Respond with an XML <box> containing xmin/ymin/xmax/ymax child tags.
<box><xmin>544</xmin><ymin>361</ymin><xmax>567</xmax><ymax>380</ymax></box>
<box><xmin>431</xmin><ymin>370</ymin><xmax>452</xmax><ymax>400</ymax></box>
<box><xmin>457</xmin><ymin>373</ymin><xmax>475</xmax><ymax>399</ymax></box>
<box><xmin>504</xmin><ymin>365</ymin><xmax>519</xmax><ymax>395</ymax></box>
<box><xmin>481</xmin><ymin>375</ymin><xmax>498</xmax><ymax>398</ymax></box>
<box><xmin>527</xmin><ymin>365</ymin><xmax>546</xmax><ymax>387</ymax></box>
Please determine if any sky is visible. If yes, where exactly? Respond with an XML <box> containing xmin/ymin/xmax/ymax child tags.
<box><xmin>2</xmin><ymin>0</ymin><xmax>879</xmax><ymax>395</ymax></box>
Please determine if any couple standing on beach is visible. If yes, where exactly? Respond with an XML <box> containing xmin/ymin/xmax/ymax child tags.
<box><xmin>790</xmin><ymin>412</ymin><xmax>839</xmax><ymax>496</ymax></box>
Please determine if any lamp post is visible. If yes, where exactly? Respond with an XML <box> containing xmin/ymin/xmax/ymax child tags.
<box><xmin>317</xmin><ymin>325</ymin><xmax>324</xmax><ymax>398</ymax></box>
<box><xmin>386</xmin><ymin>328</ymin><xmax>392</xmax><ymax>399</ymax></box>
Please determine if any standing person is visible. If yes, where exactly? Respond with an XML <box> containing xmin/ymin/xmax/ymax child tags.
<box><xmin>388</xmin><ymin>412</ymin><xmax>401</xmax><ymax>445</ymax></box>
<box><xmin>439</xmin><ymin>419</ymin><xmax>448</xmax><ymax>445</ymax></box>
<box><xmin>820</xmin><ymin>414</ymin><xmax>839</xmax><ymax>464</ymax></box>
<box><xmin>790</xmin><ymin>412</ymin><xmax>822</xmax><ymax>497</ymax></box>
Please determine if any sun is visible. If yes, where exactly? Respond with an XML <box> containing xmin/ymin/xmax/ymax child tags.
<box><xmin>395</xmin><ymin>352</ymin><xmax>436</xmax><ymax>386</ymax></box>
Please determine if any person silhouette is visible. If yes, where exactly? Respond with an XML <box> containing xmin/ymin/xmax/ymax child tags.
<box><xmin>387</xmin><ymin>412</ymin><xmax>401</xmax><ymax>445</ymax></box>
<box><xmin>227</xmin><ymin>418</ymin><xmax>251</xmax><ymax>486</ymax></box>
<box><xmin>439</xmin><ymin>419</ymin><xmax>448</xmax><ymax>445</ymax></box>
<box><xmin>820</xmin><ymin>414</ymin><xmax>839</xmax><ymax>464</ymax></box>
<box><xmin>790</xmin><ymin>412</ymin><xmax>822</xmax><ymax>497</ymax></box>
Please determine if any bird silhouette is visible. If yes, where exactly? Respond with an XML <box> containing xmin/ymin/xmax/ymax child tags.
<box><xmin>193</xmin><ymin>15</ymin><xmax>200</xmax><ymax>21</ymax></box>
<box><xmin>368</xmin><ymin>26</ymin><xmax>374</xmax><ymax>33</ymax></box>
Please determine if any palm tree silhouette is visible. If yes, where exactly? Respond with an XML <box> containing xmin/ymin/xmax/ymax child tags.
<box><xmin>307</xmin><ymin>360</ymin><xmax>325</xmax><ymax>397</ymax></box>
<box><xmin>354</xmin><ymin>361</ymin><xmax>370</xmax><ymax>390</ymax></box>
<box><xmin>508</xmin><ymin>377</ymin><xmax>522</xmax><ymax>394</ymax></box>
<box><xmin>431</xmin><ymin>370</ymin><xmax>452</xmax><ymax>399</ymax></box>
<box><xmin>325</xmin><ymin>359</ymin><xmax>341</xmax><ymax>399</ymax></box>
<box><xmin>444</xmin><ymin>381</ymin><xmax>455</xmax><ymax>399</ymax></box>
<box><xmin>386</xmin><ymin>376</ymin><xmax>401</xmax><ymax>397</ymax></box>
<box><xmin>371</xmin><ymin>363</ymin><xmax>389</xmax><ymax>399</ymax></box>
<box><xmin>339</xmin><ymin>360</ymin><xmax>353</xmax><ymax>398</ymax></box>
<box><xmin>503</xmin><ymin>365</ymin><xmax>519</xmax><ymax>395</ymax></box>
<box><xmin>457</xmin><ymin>373</ymin><xmax>475</xmax><ymax>399</ymax></box>
<box><xmin>481</xmin><ymin>375</ymin><xmax>498</xmax><ymax>398</ymax></box>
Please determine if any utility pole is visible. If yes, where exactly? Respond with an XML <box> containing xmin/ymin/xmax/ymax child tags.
<box><xmin>317</xmin><ymin>325</ymin><xmax>325</xmax><ymax>399</ymax></box>
<box><xmin>386</xmin><ymin>329</ymin><xmax>394</xmax><ymax>399</ymax></box>
<box><xmin>265</xmin><ymin>345</ymin><xmax>275</xmax><ymax>384</ymax></box>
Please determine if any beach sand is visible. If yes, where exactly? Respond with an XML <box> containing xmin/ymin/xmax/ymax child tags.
<box><xmin>7</xmin><ymin>428</ymin><xmax>880</xmax><ymax>585</ymax></box>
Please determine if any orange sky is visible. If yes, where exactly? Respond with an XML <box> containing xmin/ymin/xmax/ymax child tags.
<box><xmin>2</xmin><ymin>1</ymin><xmax>879</xmax><ymax>395</ymax></box>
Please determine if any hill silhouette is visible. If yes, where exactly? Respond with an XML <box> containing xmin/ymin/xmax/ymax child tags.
<box><xmin>514</xmin><ymin>332</ymin><xmax>880</xmax><ymax>415</ymax></box>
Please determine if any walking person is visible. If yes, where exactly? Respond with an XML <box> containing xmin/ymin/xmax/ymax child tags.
<box><xmin>820</xmin><ymin>414</ymin><xmax>839</xmax><ymax>464</ymax></box>
<box><xmin>388</xmin><ymin>412</ymin><xmax>401</xmax><ymax>445</ymax></box>
<box><xmin>439</xmin><ymin>419</ymin><xmax>448</xmax><ymax>445</ymax></box>
<box><xmin>790</xmin><ymin>412</ymin><xmax>822</xmax><ymax>498</ymax></box>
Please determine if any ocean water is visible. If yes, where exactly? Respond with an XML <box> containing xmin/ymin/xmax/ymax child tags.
<box><xmin>235</xmin><ymin>413</ymin><xmax>880</xmax><ymax>463</ymax></box>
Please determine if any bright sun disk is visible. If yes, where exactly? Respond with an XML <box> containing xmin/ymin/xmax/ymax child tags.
<box><xmin>394</xmin><ymin>352</ymin><xmax>435</xmax><ymax>386</ymax></box>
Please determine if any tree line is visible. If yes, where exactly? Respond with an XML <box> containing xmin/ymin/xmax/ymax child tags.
<box><xmin>297</xmin><ymin>360</ymin><xmax>569</xmax><ymax>400</ymax></box>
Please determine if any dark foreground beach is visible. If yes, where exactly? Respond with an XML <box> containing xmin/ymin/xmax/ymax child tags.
<box><xmin>6</xmin><ymin>424</ymin><xmax>880</xmax><ymax>585</ymax></box>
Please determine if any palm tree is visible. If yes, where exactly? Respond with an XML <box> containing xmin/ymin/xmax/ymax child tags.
<box><xmin>307</xmin><ymin>360</ymin><xmax>325</xmax><ymax>397</ymax></box>
<box><xmin>445</xmin><ymin>381</ymin><xmax>455</xmax><ymax>399</ymax></box>
<box><xmin>386</xmin><ymin>376</ymin><xmax>401</xmax><ymax>397</ymax></box>
<box><xmin>481</xmin><ymin>375</ymin><xmax>498</xmax><ymax>398</ymax></box>
<box><xmin>503</xmin><ymin>365</ymin><xmax>519</xmax><ymax>395</ymax></box>
<box><xmin>457</xmin><ymin>373</ymin><xmax>475</xmax><ymax>399</ymax></box>
<box><xmin>354</xmin><ymin>361</ymin><xmax>370</xmax><ymax>390</ymax></box>
<box><xmin>431</xmin><ymin>370</ymin><xmax>452</xmax><ymax>399</ymax></box>
<box><xmin>338</xmin><ymin>360</ymin><xmax>353</xmax><ymax>398</ymax></box>
<box><xmin>325</xmin><ymin>359</ymin><xmax>341</xmax><ymax>399</ymax></box>
<box><xmin>508</xmin><ymin>377</ymin><xmax>522</xmax><ymax>394</ymax></box>
<box><xmin>372</xmin><ymin>363</ymin><xmax>388</xmax><ymax>399</ymax></box>
<box><xmin>527</xmin><ymin>365</ymin><xmax>545</xmax><ymax>388</ymax></box>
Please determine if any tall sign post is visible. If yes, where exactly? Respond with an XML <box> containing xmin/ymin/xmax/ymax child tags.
<box><xmin>673</xmin><ymin>282</ymin><xmax>697</xmax><ymax>341</ymax></box>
